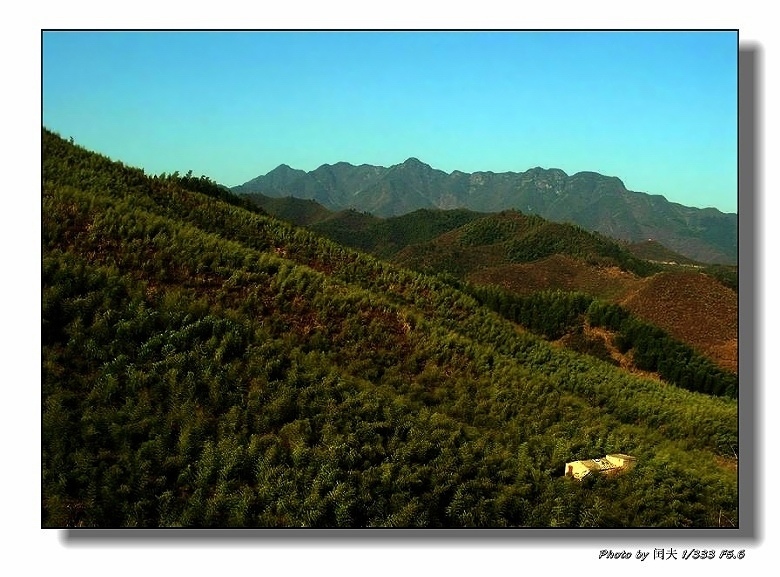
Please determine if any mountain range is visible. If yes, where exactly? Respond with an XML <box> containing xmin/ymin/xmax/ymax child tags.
<box><xmin>233</xmin><ymin>159</ymin><xmax>737</xmax><ymax>264</ymax></box>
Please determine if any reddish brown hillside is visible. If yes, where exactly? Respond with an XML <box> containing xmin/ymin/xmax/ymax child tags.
<box><xmin>620</xmin><ymin>271</ymin><xmax>738</xmax><ymax>372</ymax></box>
<box><xmin>626</xmin><ymin>239</ymin><xmax>700</xmax><ymax>266</ymax></box>
<box><xmin>467</xmin><ymin>254</ymin><xmax>640</xmax><ymax>300</ymax></box>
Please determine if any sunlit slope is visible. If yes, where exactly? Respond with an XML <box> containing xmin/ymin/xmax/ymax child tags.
<box><xmin>620</xmin><ymin>271</ymin><xmax>738</xmax><ymax>372</ymax></box>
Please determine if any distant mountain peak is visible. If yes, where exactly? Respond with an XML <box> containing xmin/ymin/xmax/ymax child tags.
<box><xmin>570</xmin><ymin>171</ymin><xmax>627</xmax><ymax>190</ymax></box>
<box><xmin>401</xmin><ymin>157</ymin><xmax>431</xmax><ymax>169</ymax></box>
<box><xmin>316</xmin><ymin>161</ymin><xmax>357</xmax><ymax>171</ymax></box>
<box><xmin>269</xmin><ymin>163</ymin><xmax>300</xmax><ymax>174</ymax></box>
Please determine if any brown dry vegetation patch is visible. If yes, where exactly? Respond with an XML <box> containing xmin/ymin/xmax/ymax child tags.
<box><xmin>714</xmin><ymin>455</ymin><xmax>739</xmax><ymax>474</ymax></box>
<box><xmin>394</xmin><ymin>236</ymin><xmax>506</xmax><ymax>276</ymax></box>
<box><xmin>620</xmin><ymin>271</ymin><xmax>738</xmax><ymax>372</ymax></box>
<box><xmin>467</xmin><ymin>254</ymin><xmax>640</xmax><ymax>300</ymax></box>
<box><xmin>469</xmin><ymin>256</ymin><xmax>738</xmax><ymax>375</ymax></box>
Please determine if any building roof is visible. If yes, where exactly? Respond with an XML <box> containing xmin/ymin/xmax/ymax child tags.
<box><xmin>580</xmin><ymin>458</ymin><xmax>621</xmax><ymax>472</ymax></box>
<box><xmin>606</xmin><ymin>453</ymin><xmax>637</xmax><ymax>461</ymax></box>
<box><xmin>565</xmin><ymin>454</ymin><xmax>637</xmax><ymax>480</ymax></box>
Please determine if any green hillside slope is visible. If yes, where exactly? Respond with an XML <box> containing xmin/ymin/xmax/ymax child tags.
<box><xmin>43</xmin><ymin>129</ymin><xmax>737</xmax><ymax>528</ymax></box>
<box><xmin>310</xmin><ymin>208</ymin><xmax>485</xmax><ymax>258</ymax></box>
<box><xmin>241</xmin><ymin>192</ymin><xmax>334</xmax><ymax>226</ymax></box>
<box><xmin>393</xmin><ymin>210</ymin><xmax>660</xmax><ymax>278</ymax></box>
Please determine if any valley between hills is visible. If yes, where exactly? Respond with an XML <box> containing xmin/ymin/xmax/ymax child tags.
<box><xmin>42</xmin><ymin>128</ymin><xmax>738</xmax><ymax>528</ymax></box>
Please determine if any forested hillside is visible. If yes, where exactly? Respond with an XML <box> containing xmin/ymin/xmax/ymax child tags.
<box><xmin>393</xmin><ymin>210</ymin><xmax>661</xmax><ymax>278</ymax></box>
<box><xmin>386</xmin><ymin>212</ymin><xmax>738</xmax><ymax>375</ymax></box>
<box><xmin>42</xmin><ymin>129</ymin><xmax>737</xmax><ymax>528</ymax></box>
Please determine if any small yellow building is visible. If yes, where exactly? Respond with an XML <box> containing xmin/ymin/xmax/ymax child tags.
<box><xmin>564</xmin><ymin>453</ymin><xmax>637</xmax><ymax>480</ymax></box>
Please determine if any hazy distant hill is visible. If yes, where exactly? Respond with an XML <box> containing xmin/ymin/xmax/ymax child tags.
<box><xmin>234</xmin><ymin>160</ymin><xmax>737</xmax><ymax>264</ymax></box>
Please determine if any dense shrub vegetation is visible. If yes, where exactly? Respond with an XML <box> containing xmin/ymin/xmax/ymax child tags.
<box><xmin>586</xmin><ymin>301</ymin><xmax>738</xmax><ymax>398</ymax></box>
<box><xmin>464</xmin><ymin>284</ymin><xmax>736</xmax><ymax>399</ymax></box>
<box><xmin>42</xmin><ymin>129</ymin><xmax>737</xmax><ymax>528</ymax></box>
<box><xmin>459</xmin><ymin>211</ymin><xmax>661</xmax><ymax>277</ymax></box>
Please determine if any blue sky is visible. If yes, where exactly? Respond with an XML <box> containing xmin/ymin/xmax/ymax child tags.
<box><xmin>42</xmin><ymin>30</ymin><xmax>738</xmax><ymax>213</ymax></box>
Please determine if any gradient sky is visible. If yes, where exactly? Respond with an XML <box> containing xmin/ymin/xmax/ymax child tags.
<box><xmin>42</xmin><ymin>30</ymin><xmax>738</xmax><ymax>213</ymax></box>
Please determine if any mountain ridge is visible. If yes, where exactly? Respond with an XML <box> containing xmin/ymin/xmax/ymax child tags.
<box><xmin>233</xmin><ymin>160</ymin><xmax>736</xmax><ymax>264</ymax></box>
